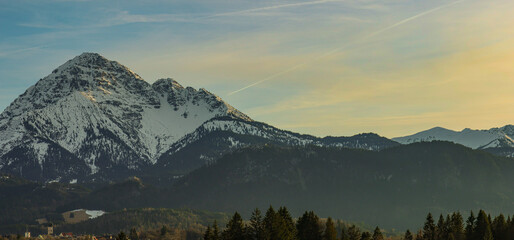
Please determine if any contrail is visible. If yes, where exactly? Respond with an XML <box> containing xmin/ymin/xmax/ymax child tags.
<box><xmin>204</xmin><ymin>0</ymin><xmax>338</xmax><ymax>18</ymax></box>
<box><xmin>0</xmin><ymin>45</ymin><xmax>52</xmax><ymax>57</ymax></box>
<box><xmin>228</xmin><ymin>0</ymin><xmax>467</xmax><ymax>96</ymax></box>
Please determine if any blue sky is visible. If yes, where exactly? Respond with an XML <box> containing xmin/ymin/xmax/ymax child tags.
<box><xmin>1</xmin><ymin>0</ymin><xmax>513</xmax><ymax>137</ymax></box>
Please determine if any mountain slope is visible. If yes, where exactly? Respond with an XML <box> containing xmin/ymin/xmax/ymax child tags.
<box><xmin>167</xmin><ymin>142</ymin><xmax>514</xmax><ymax>229</ymax></box>
<box><xmin>393</xmin><ymin>126</ymin><xmax>514</xmax><ymax>156</ymax></box>
<box><xmin>1</xmin><ymin>142</ymin><xmax>513</xmax><ymax>230</ymax></box>
<box><xmin>154</xmin><ymin>117</ymin><xmax>399</xmax><ymax>175</ymax></box>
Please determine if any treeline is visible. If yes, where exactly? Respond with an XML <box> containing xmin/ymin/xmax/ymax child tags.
<box><xmin>204</xmin><ymin>206</ymin><xmax>384</xmax><ymax>240</ymax></box>
<box><xmin>204</xmin><ymin>207</ymin><xmax>514</xmax><ymax>240</ymax></box>
<box><xmin>410</xmin><ymin>210</ymin><xmax>514</xmax><ymax>240</ymax></box>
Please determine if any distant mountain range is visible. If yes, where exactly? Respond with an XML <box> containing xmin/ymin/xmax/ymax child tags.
<box><xmin>393</xmin><ymin>126</ymin><xmax>514</xmax><ymax>157</ymax></box>
<box><xmin>0</xmin><ymin>53</ymin><xmax>398</xmax><ymax>183</ymax></box>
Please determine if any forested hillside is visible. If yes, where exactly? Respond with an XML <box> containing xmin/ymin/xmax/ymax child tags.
<box><xmin>1</xmin><ymin>142</ymin><xmax>513</xmax><ymax>231</ymax></box>
<box><xmin>169</xmin><ymin>142</ymin><xmax>514</xmax><ymax>229</ymax></box>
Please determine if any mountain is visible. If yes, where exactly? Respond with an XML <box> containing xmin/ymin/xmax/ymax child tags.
<box><xmin>2</xmin><ymin>142</ymin><xmax>513</xmax><ymax>230</ymax></box>
<box><xmin>393</xmin><ymin>126</ymin><xmax>514</xmax><ymax>157</ymax></box>
<box><xmin>0</xmin><ymin>53</ymin><xmax>251</xmax><ymax>183</ymax></box>
<box><xmin>154</xmin><ymin>118</ymin><xmax>399</xmax><ymax>176</ymax></box>
<box><xmin>0</xmin><ymin>53</ymin><xmax>398</xmax><ymax>183</ymax></box>
<box><xmin>165</xmin><ymin>142</ymin><xmax>514</xmax><ymax>229</ymax></box>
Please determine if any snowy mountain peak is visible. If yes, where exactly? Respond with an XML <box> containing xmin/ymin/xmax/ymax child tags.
<box><xmin>0</xmin><ymin>53</ymin><xmax>153</xmax><ymax>120</ymax></box>
<box><xmin>57</xmin><ymin>52</ymin><xmax>137</xmax><ymax>77</ymax></box>
<box><xmin>69</xmin><ymin>52</ymin><xmax>108</xmax><ymax>65</ymax></box>
<box><xmin>0</xmin><ymin>53</ymin><xmax>256</xmax><ymax>182</ymax></box>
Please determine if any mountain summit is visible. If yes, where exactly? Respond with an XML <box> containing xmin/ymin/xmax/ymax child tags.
<box><xmin>0</xmin><ymin>53</ymin><xmax>397</xmax><ymax>183</ymax></box>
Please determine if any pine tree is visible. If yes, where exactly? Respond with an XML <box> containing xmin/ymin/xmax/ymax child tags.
<box><xmin>263</xmin><ymin>206</ymin><xmax>276</xmax><ymax>240</ymax></box>
<box><xmin>492</xmin><ymin>214</ymin><xmax>508</xmax><ymax>240</ymax></box>
<box><xmin>449</xmin><ymin>212</ymin><xmax>464</xmax><ymax>240</ymax></box>
<box><xmin>507</xmin><ymin>216</ymin><xmax>514</xmax><ymax>240</ymax></box>
<box><xmin>372</xmin><ymin>227</ymin><xmax>383</xmax><ymax>240</ymax></box>
<box><xmin>277</xmin><ymin>207</ymin><xmax>297</xmax><ymax>240</ymax></box>
<box><xmin>323</xmin><ymin>218</ymin><xmax>337</xmax><ymax>240</ymax></box>
<box><xmin>261</xmin><ymin>206</ymin><xmax>295</xmax><ymax>240</ymax></box>
<box><xmin>347</xmin><ymin>225</ymin><xmax>361</xmax><ymax>240</ymax></box>
<box><xmin>465</xmin><ymin>211</ymin><xmax>476</xmax><ymax>240</ymax></box>
<box><xmin>263</xmin><ymin>206</ymin><xmax>281</xmax><ymax>240</ymax></box>
<box><xmin>212</xmin><ymin>221</ymin><xmax>221</xmax><ymax>240</ymax></box>
<box><xmin>296</xmin><ymin>211</ymin><xmax>322</xmax><ymax>240</ymax></box>
<box><xmin>436</xmin><ymin>214</ymin><xmax>447</xmax><ymax>240</ymax></box>
<box><xmin>129</xmin><ymin>228</ymin><xmax>138</xmax><ymax>240</ymax></box>
<box><xmin>204</xmin><ymin>226</ymin><xmax>213</xmax><ymax>240</ymax></box>
<box><xmin>404</xmin><ymin>230</ymin><xmax>413</xmax><ymax>240</ymax></box>
<box><xmin>475</xmin><ymin>210</ymin><xmax>493</xmax><ymax>240</ymax></box>
<box><xmin>248</xmin><ymin>208</ymin><xmax>265</xmax><ymax>240</ymax></box>
<box><xmin>445</xmin><ymin>214</ymin><xmax>452</xmax><ymax>239</ymax></box>
<box><xmin>422</xmin><ymin>213</ymin><xmax>436</xmax><ymax>240</ymax></box>
<box><xmin>223</xmin><ymin>212</ymin><xmax>245</xmax><ymax>240</ymax></box>
<box><xmin>360</xmin><ymin>231</ymin><xmax>371</xmax><ymax>240</ymax></box>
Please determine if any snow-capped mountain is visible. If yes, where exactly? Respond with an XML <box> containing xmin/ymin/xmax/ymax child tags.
<box><xmin>0</xmin><ymin>53</ymin><xmax>250</xmax><ymax>182</ymax></box>
<box><xmin>0</xmin><ymin>53</ymin><xmax>398</xmax><ymax>183</ymax></box>
<box><xmin>393</xmin><ymin>126</ymin><xmax>514</xmax><ymax>155</ymax></box>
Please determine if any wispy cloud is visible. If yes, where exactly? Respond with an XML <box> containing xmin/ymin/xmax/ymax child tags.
<box><xmin>19</xmin><ymin>11</ymin><xmax>192</xmax><ymax>29</ymax></box>
<box><xmin>100</xmin><ymin>11</ymin><xmax>192</xmax><ymax>26</ymax></box>
<box><xmin>228</xmin><ymin>0</ymin><xmax>468</xmax><ymax>95</ymax></box>
<box><xmin>0</xmin><ymin>45</ymin><xmax>52</xmax><ymax>57</ymax></box>
<box><xmin>19</xmin><ymin>0</ymin><xmax>345</xmax><ymax>30</ymax></box>
<box><xmin>205</xmin><ymin>0</ymin><xmax>341</xmax><ymax>18</ymax></box>
<box><xmin>4</xmin><ymin>0</ymin><xmax>514</xmax><ymax>138</ymax></box>
<box><xmin>244</xmin><ymin>31</ymin><xmax>514</xmax><ymax>137</ymax></box>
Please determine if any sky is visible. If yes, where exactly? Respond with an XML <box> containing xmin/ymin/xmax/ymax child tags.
<box><xmin>1</xmin><ymin>0</ymin><xmax>513</xmax><ymax>138</ymax></box>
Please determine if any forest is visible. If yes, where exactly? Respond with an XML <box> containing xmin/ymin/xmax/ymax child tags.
<box><xmin>200</xmin><ymin>206</ymin><xmax>514</xmax><ymax>240</ymax></box>
<box><xmin>94</xmin><ymin>206</ymin><xmax>514</xmax><ymax>240</ymax></box>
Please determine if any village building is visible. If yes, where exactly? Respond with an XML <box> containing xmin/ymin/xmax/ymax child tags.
<box><xmin>47</xmin><ymin>225</ymin><xmax>53</xmax><ymax>235</ymax></box>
